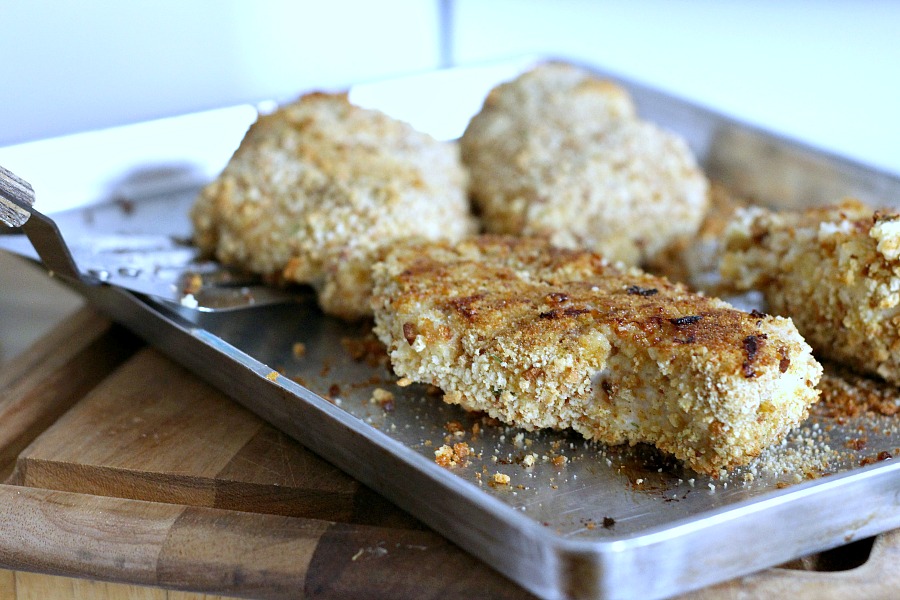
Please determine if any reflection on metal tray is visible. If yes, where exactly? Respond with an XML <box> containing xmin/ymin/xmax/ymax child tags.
<box><xmin>2</xmin><ymin>58</ymin><xmax>900</xmax><ymax>600</ymax></box>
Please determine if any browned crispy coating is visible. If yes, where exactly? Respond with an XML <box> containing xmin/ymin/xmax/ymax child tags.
<box><xmin>721</xmin><ymin>199</ymin><xmax>900</xmax><ymax>385</ymax></box>
<box><xmin>372</xmin><ymin>236</ymin><xmax>822</xmax><ymax>475</ymax></box>
<box><xmin>191</xmin><ymin>92</ymin><xmax>475</xmax><ymax>320</ymax></box>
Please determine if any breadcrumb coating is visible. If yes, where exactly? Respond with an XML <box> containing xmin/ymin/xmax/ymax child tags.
<box><xmin>191</xmin><ymin>92</ymin><xmax>476</xmax><ymax>319</ymax></box>
<box><xmin>721</xmin><ymin>199</ymin><xmax>900</xmax><ymax>385</ymax></box>
<box><xmin>372</xmin><ymin>236</ymin><xmax>821</xmax><ymax>475</ymax></box>
<box><xmin>646</xmin><ymin>182</ymin><xmax>747</xmax><ymax>292</ymax></box>
<box><xmin>460</xmin><ymin>62</ymin><xmax>709</xmax><ymax>266</ymax></box>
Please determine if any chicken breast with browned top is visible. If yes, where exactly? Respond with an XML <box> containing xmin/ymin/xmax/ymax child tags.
<box><xmin>372</xmin><ymin>236</ymin><xmax>822</xmax><ymax>475</ymax></box>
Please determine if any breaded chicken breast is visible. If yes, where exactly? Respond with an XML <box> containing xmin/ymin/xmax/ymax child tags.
<box><xmin>191</xmin><ymin>92</ymin><xmax>476</xmax><ymax>320</ymax></box>
<box><xmin>646</xmin><ymin>182</ymin><xmax>747</xmax><ymax>293</ymax></box>
<box><xmin>460</xmin><ymin>62</ymin><xmax>709</xmax><ymax>266</ymax></box>
<box><xmin>721</xmin><ymin>199</ymin><xmax>900</xmax><ymax>385</ymax></box>
<box><xmin>372</xmin><ymin>236</ymin><xmax>822</xmax><ymax>475</ymax></box>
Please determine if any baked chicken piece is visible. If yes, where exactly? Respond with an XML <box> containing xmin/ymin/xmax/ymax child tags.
<box><xmin>191</xmin><ymin>92</ymin><xmax>476</xmax><ymax>320</ymax></box>
<box><xmin>460</xmin><ymin>62</ymin><xmax>709</xmax><ymax>266</ymax></box>
<box><xmin>372</xmin><ymin>236</ymin><xmax>822</xmax><ymax>475</ymax></box>
<box><xmin>721</xmin><ymin>199</ymin><xmax>900</xmax><ymax>385</ymax></box>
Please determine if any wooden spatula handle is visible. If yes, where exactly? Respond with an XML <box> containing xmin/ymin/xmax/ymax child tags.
<box><xmin>0</xmin><ymin>164</ymin><xmax>35</xmax><ymax>228</ymax></box>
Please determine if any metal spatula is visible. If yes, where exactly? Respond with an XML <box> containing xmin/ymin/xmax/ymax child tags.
<box><xmin>0</xmin><ymin>164</ymin><xmax>300</xmax><ymax>311</ymax></box>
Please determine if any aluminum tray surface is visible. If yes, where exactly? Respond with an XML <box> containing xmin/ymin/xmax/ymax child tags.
<box><xmin>3</xmin><ymin>58</ymin><xmax>900</xmax><ymax>600</ymax></box>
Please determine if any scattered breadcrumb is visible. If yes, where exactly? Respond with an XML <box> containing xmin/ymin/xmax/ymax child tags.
<box><xmin>492</xmin><ymin>472</ymin><xmax>511</xmax><ymax>485</ymax></box>
<box><xmin>183</xmin><ymin>273</ymin><xmax>203</xmax><ymax>295</ymax></box>
<box><xmin>817</xmin><ymin>362</ymin><xmax>900</xmax><ymax>419</ymax></box>
<box><xmin>292</xmin><ymin>342</ymin><xmax>306</xmax><ymax>358</ymax></box>
<box><xmin>370</xmin><ymin>388</ymin><xmax>395</xmax><ymax>412</ymax></box>
<box><xmin>435</xmin><ymin>442</ymin><xmax>471</xmax><ymax>467</ymax></box>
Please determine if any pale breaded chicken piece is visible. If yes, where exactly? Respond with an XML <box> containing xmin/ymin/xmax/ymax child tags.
<box><xmin>372</xmin><ymin>236</ymin><xmax>822</xmax><ymax>475</ymax></box>
<box><xmin>721</xmin><ymin>199</ymin><xmax>900</xmax><ymax>385</ymax></box>
<box><xmin>191</xmin><ymin>92</ymin><xmax>476</xmax><ymax>320</ymax></box>
<box><xmin>460</xmin><ymin>62</ymin><xmax>709</xmax><ymax>266</ymax></box>
<box><xmin>646</xmin><ymin>181</ymin><xmax>747</xmax><ymax>293</ymax></box>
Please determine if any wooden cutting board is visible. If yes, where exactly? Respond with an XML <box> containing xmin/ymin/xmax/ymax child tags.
<box><xmin>0</xmin><ymin>307</ymin><xmax>898</xmax><ymax>599</ymax></box>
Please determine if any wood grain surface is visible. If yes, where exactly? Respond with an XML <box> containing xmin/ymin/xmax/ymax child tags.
<box><xmin>10</xmin><ymin>347</ymin><xmax>419</xmax><ymax>529</ymax></box>
<box><xmin>0</xmin><ymin>307</ymin><xmax>897</xmax><ymax>599</ymax></box>
<box><xmin>0</xmin><ymin>309</ymin><xmax>139</xmax><ymax>480</ymax></box>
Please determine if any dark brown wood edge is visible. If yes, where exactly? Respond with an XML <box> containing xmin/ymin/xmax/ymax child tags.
<box><xmin>0</xmin><ymin>483</ymin><xmax>530</xmax><ymax>600</ymax></box>
<box><xmin>0</xmin><ymin>308</ymin><xmax>141</xmax><ymax>479</ymax></box>
<box><xmin>0</xmin><ymin>307</ymin><xmax>108</xmax><ymax>390</ymax></box>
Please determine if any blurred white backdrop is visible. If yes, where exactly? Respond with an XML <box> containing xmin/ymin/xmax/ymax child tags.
<box><xmin>3</xmin><ymin>1</ymin><xmax>898</xmax><ymax>174</ymax></box>
<box><xmin>1</xmin><ymin>0</ymin><xmax>442</xmax><ymax>145</ymax></box>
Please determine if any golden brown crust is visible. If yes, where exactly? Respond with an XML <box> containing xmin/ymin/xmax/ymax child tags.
<box><xmin>191</xmin><ymin>92</ymin><xmax>476</xmax><ymax>319</ymax></box>
<box><xmin>460</xmin><ymin>62</ymin><xmax>709</xmax><ymax>266</ymax></box>
<box><xmin>372</xmin><ymin>235</ymin><xmax>822</xmax><ymax>475</ymax></box>
<box><xmin>721</xmin><ymin>199</ymin><xmax>900</xmax><ymax>384</ymax></box>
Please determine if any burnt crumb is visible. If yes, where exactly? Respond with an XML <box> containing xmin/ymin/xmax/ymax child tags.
<box><xmin>447</xmin><ymin>294</ymin><xmax>484</xmax><ymax>321</ymax></box>
<box><xmin>626</xmin><ymin>285</ymin><xmax>658</xmax><ymax>297</ymax></box>
<box><xmin>539</xmin><ymin>307</ymin><xmax>592</xmax><ymax>319</ymax></box>
<box><xmin>601</xmin><ymin>380</ymin><xmax>614</xmax><ymax>397</ymax></box>
<box><xmin>750</xmin><ymin>309</ymin><xmax>769</xmax><ymax>318</ymax></box>
<box><xmin>846</xmin><ymin>437</ymin><xmax>867</xmax><ymax>451</ymax></box>
<box><xmin>778</xmin><ymin>346</ymin><xmax>791</xmax><ymax>373</ymax></box>
<box><xmin>602</xmin><ymin>516</ymin><xmax>616</xmax><ymax>529</ymax></box>
<box><xmin>669</xmin><ymin>315</ymin><xmax>702</xmax><ymax>327</ymax></box>
<box><xmin>742</xmin><ymin>334</ymin><xmax>767</xmax><ymax>378</ymax></box>
<box><xmin>402</xmin><ymin>322</ymin><xmax>417</xmax><ymax>345</ymax></box>
<box><xmin>859</xmin><ymin>451</ymin><xmax>893</xmax><ymax>467</ymax></box>
<box><xmin>327</xmin><ymin>383</ymin><xmax>341</xmax><ymax>399</ymax></box>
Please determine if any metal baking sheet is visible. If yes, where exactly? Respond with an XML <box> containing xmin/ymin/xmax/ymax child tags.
<box><xmin>3</xmin><ymin>57</ymin><xmax>900</xmax><ymax>600</ymax></box>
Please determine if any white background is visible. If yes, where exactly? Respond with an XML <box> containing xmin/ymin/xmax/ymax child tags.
<box><xmin>3</xmin><ymin>1</ymin><xmax>899</xmax><ymax>174</ymax></box>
